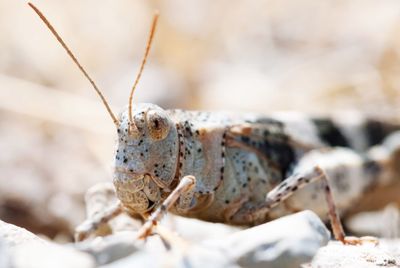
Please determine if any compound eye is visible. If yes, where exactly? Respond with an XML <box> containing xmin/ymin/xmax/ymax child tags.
<box><xmin>146</xmin><ymin>110</ymin><xmax>170</xmax><ymax>141</ymax></box>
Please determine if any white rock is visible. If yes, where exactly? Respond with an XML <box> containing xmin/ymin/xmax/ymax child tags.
<box><xmin>98</xmin><ymin>240</ymin><xmax>235</xmax><ymax>268</ymax></box>
<box><xmin>207</xmin><ymin>210</ymin><xmax>330</xmax><ymax>268</ymax></box>
<box><xmin>12</xmin><ymin>241</ymin><xmax>95</xmax><ymax>268</ymax></box>
<box><xmin>0</xmin><ymin>238</ymin><xmax>11</xmax><ymax>268</ymax></box>
<box><xmin>0</xmin><ymin>220</ymin><xmax>95</xmax><ymax>268</ymax></box>
<box><xmin>347</xmin><ymin>204</ymin><xmax>400</xmax><ymax>238</ymax></box>
<box><xmin>310</xmin><ymin>239</ymin><xmax>399</xmax><ymax>268</ymax></box>
<box><xmin>0</xmin><ymin>219</ymin><xmax>45</xmax><ymax>247</ymax></box>
<box><xmin>161</xmin><ymin>214</ymin><xmax>242</xmax><ymax>242</ymax></box>
<box><xmin>81</xmin><ymin>211</ymin><xmax>330</xmax><ymax>268</ymax></box>
<box><xmin>97</xmin><ymin>211</ymin><xmax>328</xmax><ymax>268</ymax></box>
<box><xmin>75</xmin><ymin>231</ymin><xmax>140</xmax><ymax>265</ymax></box>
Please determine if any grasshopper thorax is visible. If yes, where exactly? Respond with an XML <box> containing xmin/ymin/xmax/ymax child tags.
<box><xmin>113</xmin><ymin>103</ymin><xmax>179</xmax><ymax>216</ymax></box>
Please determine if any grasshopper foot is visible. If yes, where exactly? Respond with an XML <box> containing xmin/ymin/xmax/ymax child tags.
<box><xmin>136</xmin><ymin>220</ymin><xmax>157</xmax><ymax>240</ymax></box>
<box><xmin>341</xmin><ymin>236</ymin><xmax>379</xmax><ymax>246</ymax></box>
<box><xmin>74</xmin><ymin>202</ymin><xmax>123</xmax><ymax>242</ymax></box>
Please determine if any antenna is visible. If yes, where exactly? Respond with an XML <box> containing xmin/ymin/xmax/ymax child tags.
<box><xmin>128</xmin><ymin>11</ymin><xmax>159</xmax><ymax>132</ymax></box>
<box><xmin>28</xmin><ymin>2</ymin><xmax>119</xmax><ymax>127</ymax></box>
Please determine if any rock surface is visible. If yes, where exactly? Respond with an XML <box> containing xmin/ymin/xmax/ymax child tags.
<box><xmin>4</xmin><ymin>208</ymin><xmax>400</xmax><ymax>268</ymax></box>
<box><xmin>0</xmin><ymin>220</ymin><xmax>95</xmax><ymax>268</ymax></box>
<box><xmin>212</xmin><ymin>210</ymin><xmax>330</xmax><ymax>268</ymax></box>
<box><xmin>82</xmin><ymin>210</ymin><xmax>329</xmax><ymax>268</ymax></box>
<box><xmin>1</xmin><ymin>211</ymin><xmax>330</xmax><ymax>268</ymax></box>
<box><xmin>309</xmin><ymin>239</ymin><xmax>400</xmax><ymax>267</ymax></box>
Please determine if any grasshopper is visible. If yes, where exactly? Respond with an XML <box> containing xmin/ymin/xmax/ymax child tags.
<box><xmin>29</xmin><ymin>3</ymin><xmax>400</xmax><ymax>244</ymax></box>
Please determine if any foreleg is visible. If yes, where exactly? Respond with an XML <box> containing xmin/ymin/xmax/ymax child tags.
<box><xmin>136</xmin><ymin>175</ymin><xmax>196</xmax><ymax>239</ymax></box>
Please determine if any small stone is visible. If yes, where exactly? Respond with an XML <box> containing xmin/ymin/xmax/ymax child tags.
<box><xmin>310</xmin><ymin>239</ymin><xmax>400</xmax><ymax>268</ymax></box>
<box><xmin>75</xmin><ymin>231</ymin><xmax>140</xmax><ymax>265</ymax></box>
<box><xmin>0</xmin><ymin>220</ymin><xmax>95</xmax><ymax>268</ymax></box>
<box><xmin>161</xmin><ymin>214</ymin><xmax>241</xmax><ymax>242</ymax></box>
<box><xmin>0</xmin><ymin>238</ymin><xmax>11</xmax><ymax>268</ymax></box>
<box><xmin>207</xmin><ymin>210</ymin><xmax>330</xmax><ymax>268</ymax></box>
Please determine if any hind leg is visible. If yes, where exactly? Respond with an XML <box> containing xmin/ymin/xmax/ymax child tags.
<box><xmin>232</xmin><ymin>147</ymin><xmax>385</xmax><ymax>244</ymax></box>
<box><xmin>268</xmin><ymin>166</ymin><xmax>346</xmax><ymax>242</ymax></box>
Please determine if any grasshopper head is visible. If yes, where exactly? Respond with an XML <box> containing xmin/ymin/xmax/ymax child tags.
<box><xmin>29</xmin><ymin>3</ymin><xmax>166</xmax><ymax>218</ymax></box>
<box><xmin>113</xmin><ymin>103</ymin><xmax>179</xmax><ymax>216</ymax></box>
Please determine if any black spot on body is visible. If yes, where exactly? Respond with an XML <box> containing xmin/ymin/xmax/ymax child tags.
<box><xmin>363</xmin><ymin>159</ymin><xmax>381</xmax><ymax>178</ymax></box>
<box><xmin>333</xmin><ymin>169</ymin><xmax>348</xmax><ymax>192</ymax></box>
<box><xmin>259</xmin><ymin>138</ymin><xmax>296</xmax><ymax>178</ymax></box>
<box><xmin>241</xmin><ymin>136</ymin><xmax>250</xmax><ymax>143</ymax></box>
<box><xmin>365</xmin><ymin>120</ymin><xmax>400</xmax><ymax>147</ymax></box>
<box><xmin>237</xmin><ymin>120</ymin><xmax>297</xmax><ymax>178</ymax></box>
<box><xmin>312</xmin><ymin>118</ymin><xmax>349</xmax><ymax>147</ymax></box>
<box><xmin>278</xmin><ymin>182</ymin><xmax>287</xmax><ymax>189</ymax></box>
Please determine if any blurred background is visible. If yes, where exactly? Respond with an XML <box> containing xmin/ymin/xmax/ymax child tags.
<box><xmin>1</xmin><ymin>0</ymin><xmax>400</xmax><ymax>241</ymax></box>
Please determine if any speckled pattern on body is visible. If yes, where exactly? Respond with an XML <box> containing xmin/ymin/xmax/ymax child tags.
<box><xmin>113</xmin><ymin>104</ymin><xmax>400</xmax><ymax>226</ymax></box>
